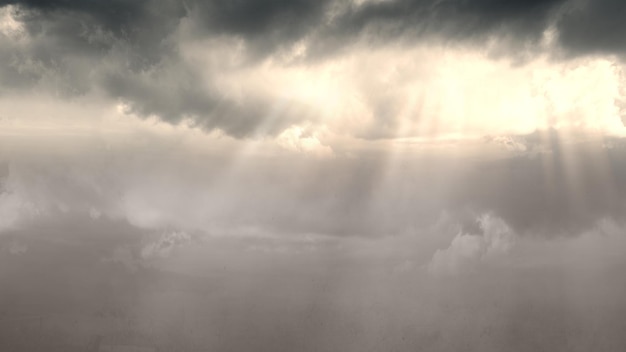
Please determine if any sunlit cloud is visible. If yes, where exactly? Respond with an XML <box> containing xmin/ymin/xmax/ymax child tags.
<box><xmin>2</xmin><ymin>1</ymin><xmax>626</xmax><ymax>350</ymax></box>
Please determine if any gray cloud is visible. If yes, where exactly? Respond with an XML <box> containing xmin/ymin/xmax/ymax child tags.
<box><xmin>0</xmin><ymin>0</ymin><xmax>327</xmax><ymax>136</ymax></box>
<box><xmin>189</xmin><ymin>0</ymin><xmax>333</xmax><ymax>59</ymax></box>
<box><xmin>2</xmin><ymin>0</ymin><xmax>626</xmax><ymax>138</ymax></box>
<box><xmin>4</xmin><ymin>0</ymin><xmax>185</xmax><ymax>65</ymax></box>
<box><xmin>454</xmin><ymin>131</ymin><xmax>626</xmax><ymax>236</ymax></box>
<box><xmin>0</xmin><ymin>0</ymin><xmax>562</xmax><ymax>66</ymax></box>
<box><xmin>1</xmin><ymin>129</ymin><xmax>625</xmax><ymax>239</ymax></box>
<box><xmin>2</xmin><ymin>122</ymin><xmax>626</xmax><ymax>352</ymax></box>
<box><xmin>3</xmin><ymin>207</ymin><xmax>626</xmax><ymax>351</ymax></box>
<box><xmin>101</xmin><ymin>67</ymin><xmax>317</xmax><ymax>137</ymax></box>
<box><xmin>2</xmin><ymin>2</ymin><xmax>626</xmax><ymax>350</ymax></box>
<box><xmin>318</xmin><ymin>0</ymin><xmax>564</xmax><ymax>51</ymax></box>
<box><xmin>556</xmin><ymin>0</ymin><xmax>626</xmax><ymax>57</ymax></box>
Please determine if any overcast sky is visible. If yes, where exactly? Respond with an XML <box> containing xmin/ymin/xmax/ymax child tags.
<box><xmin>2</xmin><ymin>1</ymin><xmax>626</xmax><ymax>351</ymax></box>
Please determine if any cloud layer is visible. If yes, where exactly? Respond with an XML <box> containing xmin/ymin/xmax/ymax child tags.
<box><xmin>2</xmin><ymin>116</ymin><xmax>625</xmax><ymax>240</ymax></box>
<box><xmin>2</xmin><ymin>2</ymin><xmax>626</xmax><ymax>350</ymax></box>
<box><xmin>2</xmin><ymin>0</ymin><xmax>626</xmax><ymax>138</ymax></box>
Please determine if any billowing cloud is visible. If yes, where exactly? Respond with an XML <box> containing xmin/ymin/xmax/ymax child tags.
<box><xmin>428</xmin><ymin>213</ymin><xmax>515</xmax><ymax>276</ymax></box>
<box><xmin>556</xmin><ymin>0</ymin><xmax>626</xmax><ymax>57</ymax></box>
<box><xmin>2</xmin><ymin>0</ymin><xmax>626</xmax><ymax>139</ymax></box>
<box><xmin>1</xmin><ymin>115</ymin><xmax>625</xmax><ymax>240</ymax></box>
<box><xmin>2</xmin><ymin>2</ymin><xmax>626</xmax><ymax>350</ymax></box>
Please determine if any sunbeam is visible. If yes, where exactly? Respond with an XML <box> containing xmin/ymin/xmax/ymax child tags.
<box><xmin>4</xmin><ymin>0</ymin><xmax>626</xmax><ymax>350</ymax></box>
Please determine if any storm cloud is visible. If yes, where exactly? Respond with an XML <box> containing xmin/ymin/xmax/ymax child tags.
<box><xmin>2</xmin><ymin>1</ymin><xmax>626</xmax><ymax>350</ymax></box>
<box><xmin>1</xmin><ymin>0</ymin><xmax>626</xmax><ymax>136</ymax></box>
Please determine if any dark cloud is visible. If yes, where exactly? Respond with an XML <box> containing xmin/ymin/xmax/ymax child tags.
<box><xmin>326</xmin><ymin>0</ymin><xmax>564</xmax><ymax>44</ymax></box>
<box><xmin>1</xmin><ymin>0</ymin><xmax>626</xmax><ymax>138</ymax></box>
<box><xmin>0</xmin><ymin>6</ymin><xmax>173</xmax><ymax>95</ymax></box>
<box><xmin>1</xmin><ymin>0</ymin><xmax>332</xmax><ymax>59</ymax></box>
<box><xmin>0</xmin><ymin>0</ymin><xmax>326</xmax><ymax>136</ymax></box>
<box><xmin>3</xmin><ymin>2</ymin><xmax>626</xmax><ymax>350</ymax></box>
<box><xmin>101</xmin><ymin>67</ymin><xmax>317</xmax><ymax>137</ymax></box>
<box><xmin>0</xmin><ymin>0</ymin><xmax>186</xmax><ymax>95</ymax></box>
<box><xmin>189</xmin><ymin>0</ymin><xmax>333</xmax><ymax>59</ymax></box>
<box><xmin>3</xmin><ymin>0</ymin><xmax>185</xmax><ymax>66</ymax></box>
<box><xmin>556</xmin><ymin>0</ymin><xmax>626</xmax><ymax>56</ymax></box>
<box><xmin>318</xmin><ymin>0</ymin><xmax>626</xmax><ymax>62</ymax></box>
<box><xmin>2</xmin><ymin>0</ymin><xmax>567</xmax><ymax>63</ymax></box>
<box><xmin>3</xmin><ymin>0</ymin><xmax>623</xmax><ymax>65</ymax></box>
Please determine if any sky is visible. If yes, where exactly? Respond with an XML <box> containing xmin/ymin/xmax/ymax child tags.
<box><xmin>2</xmin><ymin>0</ymin><xmax>626</xmax><ymax>351</ymax></box>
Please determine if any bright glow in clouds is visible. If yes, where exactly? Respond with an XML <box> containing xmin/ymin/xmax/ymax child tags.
<box><xmin>0</xmin><ymin>5</ymin><xmax>23</xmax><ymax>38</ymax></box>
<box><xmin>183</xmin><ymin>36</ymin><xmax>626</xmax><ymax>141</ymax></box>
<box><xmin>276</xmin><ymin>125</ymin><xmax>333</xmax><ymax>157</ymax></box>
<box><xmin>5</xmin><ymin>2</ymin><xmax>626</xmax><ymax>350</ymax></box>
<box><xmin>2</xmin><ymin>16</ymin><xmax>626</xmax><ymax>143</ymax></box>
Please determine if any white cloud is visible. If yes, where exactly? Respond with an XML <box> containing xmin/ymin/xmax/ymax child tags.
<box><xmin>0</xmin><ymin>189</ymin><xmax>39</xmax><ymax>233</ymax></box>
<box><xmin>0</xmin><ymin>5</ymin><xmax>24</xmax><ymax>39</ymax></box>
<box><xmin>180</xmin><ymin>38</ymin><xmax>626</xmax><ymax>140</ymax></box>
<box><xmin>484</xmin><ymin>135</ymin><xmax>528</xmax><ymax>152</ymax></box>
<box><xmin>141</xmin><ymin>231</ymin><xmax>191</xmax><ymax>259</ymax></box>
<box><xmin>276</xmin><ymin>125</ymin><xmax>333</xmax><ymax>157</ymax></box>
<box><xmin>428</xmin><ymin>213</ymin><xmax>516</xmax><ymax>276</ymax></box>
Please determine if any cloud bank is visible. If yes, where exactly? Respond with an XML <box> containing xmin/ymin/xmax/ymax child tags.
<box><xmin>2</xmin><ymin>1</ymin><xmax>626</xmax><ymax>350</ymax></box>
<box><xmin>1</xmin><ymin>0</ymin><xmax>626</xmax><ymax>139</ymax></box>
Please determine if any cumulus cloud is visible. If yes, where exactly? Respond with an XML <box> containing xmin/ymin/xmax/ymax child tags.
<box><xmin>428</xmin><ymin>213</ymin><xmax>515</xmax><ymax>276</ymax></box>
<box><xmin>276</xmin><ymin>125</ymin><xmax>334</xmax><ymax>157</ymax></box>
